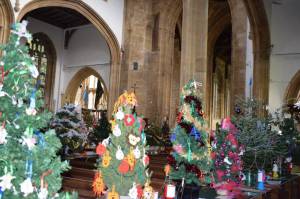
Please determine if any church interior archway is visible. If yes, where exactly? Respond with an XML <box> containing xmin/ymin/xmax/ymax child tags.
<box><xmin>285</xmin><ymin>69</ymin><xmax>300</xmax><ymax>104</ymax></box>
<box><xmin>0</xmin><ymin>0</ymin><xmax>14</xmax><ymax>44</ymax></box>
<box><xmin>17</xmin><ymin>0</ymin><xmax>121</xmax><ymax>115</ymax></box>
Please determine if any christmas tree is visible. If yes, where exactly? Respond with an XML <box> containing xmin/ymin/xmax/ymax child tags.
<box><xmin>211</xmin><ymin>118</ymin><xmax>243</xmax><ymax>195</ymax></box>
<box><xmin>50</xmin><ymin>104</ymin><xmax>88</xmax><ymax>155</ymax></box>
<box><xmin>0</xmin><ymin>22</ymin><xmax>76</xmax><ymax>198</ymax></box>
<box><xmin>93</xmin><ymin>91</ymin><xmax>150</xmax><ymax>198</ymax></box>
<box><xmin>167</xmin><ymin>80</ymin><xmax>212</xmax><ymax>185</ymax></box>
<box><xmin>232</xmin><ymin>98</ymin><xmax>286</xmax><ymax>171</ymax></box>
<box><xmin>92</xmin><ymin>111</ymin><xmax>111</xmax><ymax>145</ymax></box>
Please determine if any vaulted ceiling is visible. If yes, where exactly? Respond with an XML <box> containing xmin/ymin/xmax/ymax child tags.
<box><xmin>23</xmin><ymin>7</ymin><xmax>91</xmax><ymax>29</ymax></box>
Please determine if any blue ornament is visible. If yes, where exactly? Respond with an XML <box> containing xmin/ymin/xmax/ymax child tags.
<box><xmin>170</xmin><ymin>133</ymin><xmax>176</xmax><ymax>142</ymax></box>
<box><xmin>25</xmin><ymin>159</ymin><xmax>33</xmax><ymax>178</ymax></box>
<box><xmin>34</xmin><ymin>130</ymin><xmax>45</xmax><ymax>148</ymax></box>
<box><xmin>141</xmin><ymin>131</ymin><xmax>146</xmax><ymax>145</ymax></box>
<box><xmin>190</xmin><ymin>126</ymin><xmax>201</xmax><ymax>141</ymax></box>
<box><xmin>0</xmin><ymin>186</ymin><xmax>3</xmax><ymax>199</ymax></box>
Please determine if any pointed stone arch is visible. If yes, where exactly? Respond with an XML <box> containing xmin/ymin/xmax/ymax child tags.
<box><xmin>17</xmin><ymin>0</ymin><xmax>121</xmax><ymax>115</ymax></box>
<box><xmin>0</xmin><ymin>0</ymin><xmax>14</xmax><ymax>44</ymax></box>
<box><xmin>64</xmin><ymin>67</ymin><xmax>108</xmax><ymax>106</ymax></box>
<box><xmin>284</xmin><ymin>69</ymin><xmax>300</xmax><ymax>104</ymax></box>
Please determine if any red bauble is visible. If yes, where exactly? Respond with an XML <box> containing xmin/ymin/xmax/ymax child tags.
<box><xmin>124</xmin><ymin>114</ymin><xmax>135</xmax><ymax>126</ymax></box>
<box><xmin>211</xmin><ymin>152</ymin><xmax>216</xmax><ymax>159</ymax></box>
<box><xmin>118</xmin><ymin>159</ymin><xmax>130</xmax><ymax>174</ymax></box>
<box><xmin>136</xmin><ymin>185</ymin><xmax>143</xmax><ymax>198</ymax></box>
<box><xmin>143</xmin><ymin>155</ymin><xmax>150</xmax><ymax>166</ymax></box>
<box><xmin>96</xmin><ymin>144</ymin><xmax>106</xmax><ymax>156</ymax></box>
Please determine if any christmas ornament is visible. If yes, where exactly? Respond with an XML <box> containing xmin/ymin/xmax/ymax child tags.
<box><xmin>164</xmin><ymin>165</ymin><xmax>171</xmax><ymax>176</ymax></box>
<box><xmin>133</xmin><ymin>146</ymin><xmax>141</xmax><ymax>159</ymax></box>
<box><xmin>102</xmin><ymin>137</ymin><xmax>110</xmax><ymax>147</ymax></box>
<box><xmin>107</xmin><ymin>185</ymin><xmax>119</xmax><ymax>199</ymax></box>
<box><xmin>22</xmin><ymin>136</ymin><xmax>36</xmax><ymax>150</ymax></box>
<box><xmin>0</xmin><ymin>173</ymin><xmax>15</xmax><ymax>191</ymax></box>
<box><xmin>118</xmin><ymin>159</ymin><xmax>130</xmax><ymax>174</ymax></box>
<box><xmin>124</xmin><ymin>114</ymin><xmax>135</xmax><ymax>126</ymax></box>
<box><xmin>0</xmin><ymin>126</ymin><xmax>8</xmax><ymax>144</ymax></box>
<box><xmin>113</xmin><ymin>124</ymin><xmax>122</xmax><ymax>137</ymax></box>
<box><xmin>128</xmin><ymin>134</ymin><xmax>141</xmax><ymax>146</ymax></box>
<box><xmin>190</xmin><ymin>126</ymin><xmax>201</xmax><ymax>141</ymax></box>
<box><xmin>224</xmin><ymin>156</ymin><xmax>232</xmax><ymax>165</ymax></box>
<box><xmin>96</xmin><ymin>143</ymin><xmax>106</xmax><ymax>156</ymax></box>
<box><xmin>37</xmin><ymin>188</ymin><xmax>48</xmax><ymax>199</ymax></box>
<box><xmin>116</xmin><ymin>109</ymin><xmax>125</xmax><ymax>120</ymax></box>
<box><xmin>20</xmin><ymin>178</ymin><xmax>34</xmax><ymax>197</ymax></box>
<box><xmin>138</xmin><ymin>118</ymin><xmax>145</xmax><ymax>133</ymax></box>
<box><xmin>102</xmin><ymin>151</ymin><xmax>112</xmax><ymax>168</ymax></box>
<box><xmin>136</xmin><ymin>184</ymin><xmax>143</xmax><ymax>198</ymax></box>
<box><xmin>164</xmin><ymin>184</ymin><xmax>176</xmax><ymax>199</ymax></box>
<box><xmin>25</xmin><ymin>107</ymin><xmax>37</xmax><ymax>116</ymax></box>
<box><xmin>173</xmin><ymin>144</ymin><xmax>183</xmax><ymax>154</ymax></box>
<box><xmin>116</xmin><ymin>146</ymin><xmax>124</xmax><ymax>160</ymax></box>
<box><xmin>257</xmin><ymin>170</ymin><xmax>265</xmax><ymax>190</ymax></box>
<box><xmin>128</xmin><ymin>183</ymin><xmax>138</xmax><ymax>199</ymax></box>
<box><xmin>143</xmin><ymin>182</ymin><xmax>154</xmax><ymax>199</ymax></box>
<box><xmin>127</xmin><ymin>149</ymin><xmax>136</xmax><ymax>171</ymax></box>
<box><xmin>143</xmin><ymin>155</ymin><xmax>149</xmax><ymax>167</ymax></box>
<box><xmin>272</xmin><ymin>163</ymin><xmax>279</xmax><ymax>179</ymax></box>
<box><xmin>92</xmin><ymin>172</ymin><xmax>105</xmax><ymax>197</ymax></box>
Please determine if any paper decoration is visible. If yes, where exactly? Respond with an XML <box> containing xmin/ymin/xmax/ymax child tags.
<box><xmin>102</xmin><ymin>151</ymin><xmax>112</xmax><ymax>168</ymax></box>
<box><xmin>102</xmin><ymin>137</ymin><xmax>110</xmax><ymax>147</ymax></box>
<box><xmin>126</xmin><ymin>149</ymin><xmax>136</xmax><ymax>171</ymax></box>
<box><xmin>116</xmin><ymin>146</ymin><xmax>124</xmax><ymax>160</ymax></box>
<box><xmin>92</xmin><ymin>172</ymin><xmax>105</xmax><ymax>197</ymax></box>
<box><xmin>107</xmin><ymin>185</ymin><xmax>119</xmax><ymax>199</ymax></box>
<box><xmin>37</xmin><ymin>188</ymin><xmax>48</xmax><ymax>199</ymax></box>
<box><xmin>124</xmin><ymin>114</ymin><xmax>135</xmax><ymax>126</ymax></box>
<box><xmin>20</xmin><ymin>178</ymin><xmax>34</xmax><ymax>197</ymax></box>
<box><xmin>128</xmin><ymin>134</ymin><xmax>140</xmax><ymax>146</ymax></box>
<box><xmin>0</xmin><ymin>126</ymin><xmax>8</xmax><ymax>144</ymax></box>
<box><xmin>118</xmin><ymin>159</ymin><xmax>130</xmax><ymax>174</ymax></box>
<box><xmin>143</xmin><ymin>183</ymin><xmax>154</xmax><ymax>199</ymax></box>
<box><xmin>0</xmin><ymin>173</ymin><xmax>15</xmax><ymax>191</ymax></box>
<box><xmin>133</xmin><ymin>146</ymin><xmax>141</xmax><ymax>159</ymax></box>
<box><xmin>128</xmin><ymin>183</ymin><xmax>138</xmax><ymax>199</ymax></box>
<box><xmin>113</xmin><ymin>124</ymin><xmax>122</xmax><ymax>137</ymax></box>
<box><xmin>116</xmin><ymin>109</ymin><xmax>125</xmax><ymax>120</ymax></box>
<box><xmin>96</xmin><ymin>144</ymin><xmax>106</xmax><ymax>156</ymax></box>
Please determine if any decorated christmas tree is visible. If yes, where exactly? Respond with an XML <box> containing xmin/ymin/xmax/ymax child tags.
<box><xmin>50</xmin><ymin>104</ymin><xmax>88</xmax><ymax>155</ymax></box>
<box><xmin>211</xmin><ymin>118</ymin><xmax>243</xmax><ymax>196</ymax></box>
<box><xmin>232</xmin><ymin>98</ymin><xmax>286</xmax><ymax>171</ymax></box>
<box><xmin>167</xmin><ymin>80</ymin><xmax>212</xmax><ymax>185</ymax></box>
<box><xmin>0</xmin><ymin>22</ymin><xmax>76</xmax><ymax>198</ymax></box>
<box><xmin>93</xmin><ymin>91</ymin><xmax>151</xmax><ymax>198</ymax></box>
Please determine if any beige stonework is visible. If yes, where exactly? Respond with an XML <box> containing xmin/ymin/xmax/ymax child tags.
<box><xmin>0</xmin><ymin>0</ymin><xmax>14</xmax><ymax>45</ymax></box>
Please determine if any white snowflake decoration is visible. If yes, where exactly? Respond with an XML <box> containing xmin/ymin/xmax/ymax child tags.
<box><xmin>0</xmin><ymin>173</ymin><xmax>15</xmax><ymax>191</ymax></box>
<box><xmin>20</xmin><ymin>178</ymin><xmax>34</xmax><ymax>197</ymax></box>
<box><xmin>0</xmin><ymin>126</ymin><xmax>8</xmax><ymax>144</ymax></box>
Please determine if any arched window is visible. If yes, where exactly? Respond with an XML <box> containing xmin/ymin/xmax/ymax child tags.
<box><xmin>29</xmin><ymin>33</ymin><xmax>56</xmax><ymax>110</ymax></box>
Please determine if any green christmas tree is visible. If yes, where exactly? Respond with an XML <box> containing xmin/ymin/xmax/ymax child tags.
<box><xmin>93</xmin><ymin>91</ymin><xmax>149</xmax><ymax>197</ymax></box>
<box><xmin>0</xmin><ymin>22</ymin><xmax>76</xmax><ymax>198</ymax></box>
<box><xmin>211</xmin><ymin>118</ymin><xmax>243</xmax><ymax>195</ymax></box>
<box><xmin>232</xmin><ymin>98</ymin><xmax>286</xmax><ymax>171</ymax></box>
<box><xmin>50</xmin><ymin>104</ymin><xmax>88</xmax><ymax>155</ymax></box>
<box><xmin>167</xmin><ymin>80</ymin><xmax>212</xmax><ymax>185</ymax></box>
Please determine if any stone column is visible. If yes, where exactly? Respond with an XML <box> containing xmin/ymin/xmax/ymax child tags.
<box><xmin>228</xmin><ymin>0</ymin><xmax>248</xmax><ymax>113</ymax></box>
<box><xmin>180</xmin><ymin>0</ymin><xmax>209</xmax><ymax>107</ymax></box>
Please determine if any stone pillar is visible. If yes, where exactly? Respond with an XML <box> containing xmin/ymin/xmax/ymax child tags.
<box><xmin>228</xmin><ymin>0</ymin><xmax>248</xmax><ymax>113</ymax></box>
<box><xmin>180</xmin><ymin>0</ymin><xmax>209</xmax><ymax>107</ymax></box>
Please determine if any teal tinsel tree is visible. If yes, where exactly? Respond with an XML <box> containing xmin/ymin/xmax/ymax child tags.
<box><xmin>168</xmin><ymin>80</ymin><xmax>212</xmax><ymax>185</ymax></box>
<box><xmin>232</xmin><ymin>98</ymin><xmax>286</xmax><ymax>171</ymax></box>
<box><xmin>0</xmin><ymin>21</ymin><xmax>76</xmax><ymax>198</ymax></box>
